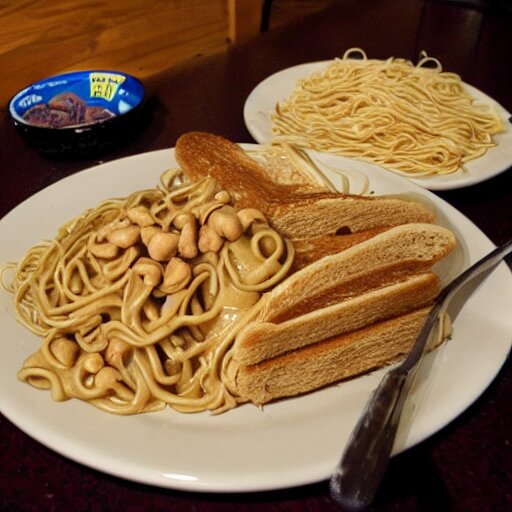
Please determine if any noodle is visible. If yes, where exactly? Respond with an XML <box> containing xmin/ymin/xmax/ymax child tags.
<box><xmin>248</xmin><ymin>143</ymin><xmax>370</xmax><ymax>195</ymax></box>
<box><xmin>1</xmin><ymin>168</ymin><xmax>294</xmax><ymax>415</ymax></box>
<box><xmin>270</xmin><ymin>49</ymin><xmax>506</xmax><ymax>176</ymax></box>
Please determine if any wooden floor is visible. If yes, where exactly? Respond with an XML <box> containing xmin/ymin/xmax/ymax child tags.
<box><xmin>0</xmin><ymin>0</ymin><xmax>337</xmax><ymax>107</ymax></box>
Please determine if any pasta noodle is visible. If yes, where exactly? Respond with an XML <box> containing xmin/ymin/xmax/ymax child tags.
<box><xmin>1</xmin><ymin>168</ymin><xmax>294</xmax><ymax>415</ymax></box>
<box><xmin>249</xmin><ymin>143</ymin><xmax>371</xmax><ymax>195</ymax></box>
<box><xmin>271</xmin><ymin>48</ymin><xmax>506</xmax><ymax>176</ymax></box>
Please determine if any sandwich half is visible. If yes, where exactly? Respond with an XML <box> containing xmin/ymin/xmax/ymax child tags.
<box><xmin>231</xmin><ymin>307</ymin><xmax>434</xmax><ymax>405</ymax></box>
<box><xmin>174</xmin><ymin>131</ymin><xmax>456</xmax><ymax>407</ymax></box>
<box><xmin>228</xmin><ymin>223</ymin><xmax>456</xmax><ymax>405</ymax></box>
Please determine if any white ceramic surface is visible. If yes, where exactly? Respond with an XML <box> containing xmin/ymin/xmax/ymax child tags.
<box><xmin>243</xmin><ymin>61</ymin><xmax>512</xmax><ymax>190</ymax></box>
<box><xmin>0</xmin><ymin>147</ymin><xmax>510</xmax><ymax>493</ymax></box>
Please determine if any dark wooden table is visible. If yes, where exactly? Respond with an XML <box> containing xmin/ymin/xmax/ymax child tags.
<box><xmin>1</xmin><ymin>1</ymin><xmax>511</xmax><ymax>511</ymax></box>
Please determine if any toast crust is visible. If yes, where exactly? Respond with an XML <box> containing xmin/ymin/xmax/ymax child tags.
<box><xmin>232</xmin><ymin>307</ymin><xmax>431</xmax><ymax>405</ymax></box>
<box><xmin>252</xmin><ymin>223</ymin><xmax>455</xmax><ymax>325</ymax></box>
<box><xmin>235</xmin><ymin>272</ymin><xmax>441</xmax><ymax>365</ymax></box>
<box><xmin>175</xmin><ymin>132</ymin><xmax>435</xmax><ymax>238</ymax></box>
<box><xmin>292</xmin><ymin>227</ymin><xmax>391</xmax><ymax>269</ymax></box>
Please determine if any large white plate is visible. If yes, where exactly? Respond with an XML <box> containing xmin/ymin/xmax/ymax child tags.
<box><xmin>0</xmin><ymin>147</ymin><xmax>511</xmax><ymax>493</ymax></box>
<box><xmin>244</xmin><ymin>61</ymin><xmax>512</xmax><ymax>191</ymax></box>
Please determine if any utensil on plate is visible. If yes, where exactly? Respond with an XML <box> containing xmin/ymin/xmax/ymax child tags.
<box><xmin>329</xmin><ymin>239</ymin><xmax>512</xmax><ymax>511</ymax></box>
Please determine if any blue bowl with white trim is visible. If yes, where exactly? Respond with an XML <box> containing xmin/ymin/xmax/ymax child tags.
<box><xmin>9</xmin><ymin>70</ymin><xmax>146</xmax><ymax>155</ymax></box>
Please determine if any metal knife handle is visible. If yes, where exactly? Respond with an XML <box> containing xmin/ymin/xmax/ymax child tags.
<box><xmin>329</xmin><ymin>367</ymin><xmax>408</xmax><ymax>511</ymax></box>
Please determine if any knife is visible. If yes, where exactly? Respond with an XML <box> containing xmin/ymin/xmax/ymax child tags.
<box><xmin>329</xmin><ymin>238</ymin><xmax>512</xmax><ymax>511</ymax></box>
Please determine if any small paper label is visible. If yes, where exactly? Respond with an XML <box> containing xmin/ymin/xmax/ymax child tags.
<box><xmin>89</xmin><ymin>72</ymin><xmax>126</xmax><ymax>101</ymax></box>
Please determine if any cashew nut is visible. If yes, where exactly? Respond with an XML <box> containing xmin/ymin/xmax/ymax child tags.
<box><xmin>147</xmin><ymin>232</ymin><xmax>180</xmax><ymax>261</ymax></box>
<box><xmin>82</xmin><ymin>353</ymin><xmax>104</xmax><ymax>374</ymax></box>
<box><xmin>160</xmin><ymin>257</ymin><xmax>192</xmax><ymax>294</ymax></box>
<box><xmin>140</xmin><ymin>225</ymin><xmax>160</xmax><ymax>246</ymax></box>
<box><xmin>126</xmin><ymin>205</ymin><xmax>154</xmax><ymax>227</ymax></box>
<box><xmin>104</xmin><ymin>338</ymin><xmax>131</xmax><ymax>366</ymax></box>
<box><xmin>133</xmin><ymin>257</ymin><xmax>163</xmax><ymax>286</ymax></box>
<box><xmin>237</xmin><ymin>208</ymin><xmax>268</xmax><ymax>232</ymax></box>
<box><xmin>198</xmin><ymin>224</ymin><xmax>224</xmax><ymax>253</ymax></box>
<box><xmin>50</xmin><ymin>337</ymin><xmax>80</xmax><ymax>367</ymax></box>
<box><xmin>208</xmin><ymin>206</ymin><xmax>243</xmax><ymax>241</ymax></box>
<box><xmin>96</xmin><ymin>217</ymin><xmax>131</xmax><ymax>242</ymax></box>
<box><xmin>94</xmin><ymin>366</ymin><xmax>122</xmax><ymax>389</ymax></box>
<box><xmin>214</xmin><ymin>190</ymin><xmax>231</xmax><ymax>204</ymax></box>
<box><xmin>178</xmin><ymin>216</ymin><xmax>198</xmax><ymax>259</ymax></box>
<box><xmin>88</xmin><ymin>239</ymin><xmax>119</xmax><ymax>259</ymax></box>
<box><xmin>197</xmin><ymin>201</ymin><xmax>225</xmax><ymax>226</ymax></box>
<box><xmin>107</xmin><ymin>225</ymin><xmax>140</xmax><ymax>249</ymax></box>
<box><xmin>172</xmin><ymin>213</ymin><xmax>192</xmax><ymax>230</ymax></box>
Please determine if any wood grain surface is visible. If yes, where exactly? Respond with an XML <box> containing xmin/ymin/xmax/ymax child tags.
<box><xmin>0</xmin><ymin>0</ymin><xmax>336</xmax><ymax>107</ymax></box>
<box><xmin>0</xmin><ymin>0</ymin><xmax>231</xmax><ymax>106</ymax></box>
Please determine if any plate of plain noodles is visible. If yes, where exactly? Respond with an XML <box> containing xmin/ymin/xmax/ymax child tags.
<box><xmin>0</xmin><ymin>145</ymin><xmax>511</xmax><ymax>493</ymax></box>
<box><xmin>244</xmin><ymin>49</ymin><xmax>512</xmax><ymax>191</ymax></box>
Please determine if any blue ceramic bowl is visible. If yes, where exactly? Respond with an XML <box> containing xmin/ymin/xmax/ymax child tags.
<box><xmin>9</xmin><ymin>70</ymin><xmax>146</xmax><ymax>155</ymax></box>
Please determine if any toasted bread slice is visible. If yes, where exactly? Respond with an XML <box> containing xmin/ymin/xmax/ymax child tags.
<box><xmin>174</xmin><ymin>132</ymin><xmax>435</xmax><ymax>238</ymax></box>
<box><xmin>229</xmin><ymin>222</ymin><xmax>455</xmax><ymax>404</ymax></box>
<box><xmin>235</xmin><ymin>271</ymin><xmax>441</xmax><ymax>365</ymax></box>
<box><xmin>253</xmin><ymin>223</ymin><xmax>455</xmax><ymax>326</ymax></box>
<box><xmin>291</xmin><ymin>227</ymin><xmax>391</xmax><ymax>269</ymax></box>
<box><xmin>231</xmin><ymin>307</ymin><xmax>431</xmax><ymax>405</ymax></box>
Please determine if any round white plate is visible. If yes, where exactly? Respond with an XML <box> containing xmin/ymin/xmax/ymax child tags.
<box><xmin>0</xmin><ymin>147</ymin><xmax>511</xmax><ymax>493</ymax></box>
<box><xmin>243</xmin><ymin>61</ymin><xmax>512</xmax><ymax>191</ymax></box>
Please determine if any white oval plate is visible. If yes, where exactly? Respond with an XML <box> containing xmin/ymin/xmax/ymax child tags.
<box><xmin>0</xmin><ymin>147</ymin><xmax>511</xmax><ymax>493</ymax></box>
<box><xmin>243</xmin><ymin>61</ymin><xmax>512</xmax><ymax>191</ymax></box>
